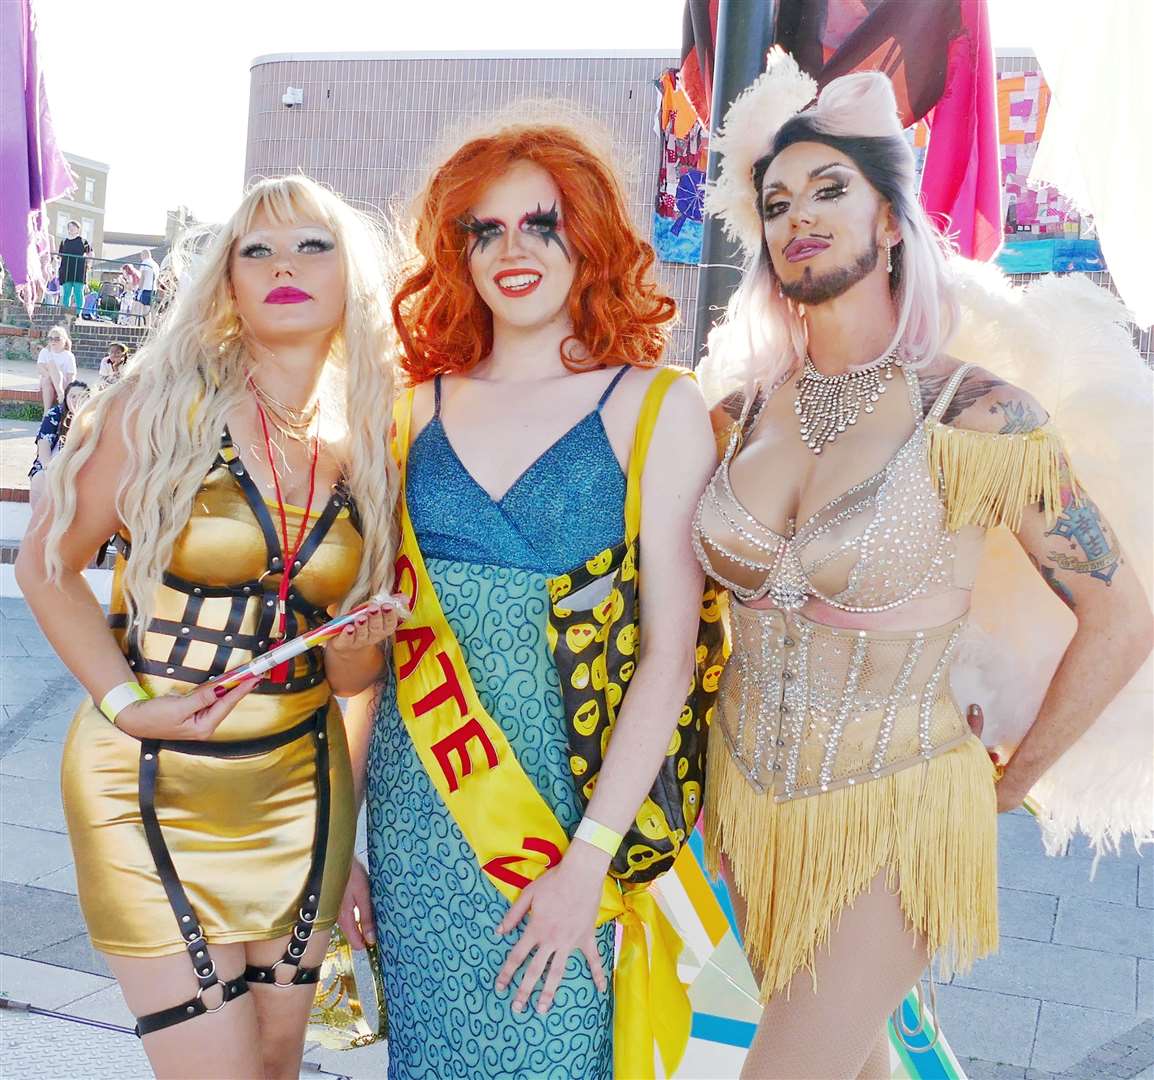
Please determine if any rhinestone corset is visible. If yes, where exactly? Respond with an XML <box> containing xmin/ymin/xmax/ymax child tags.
<box><xmin>693</xmin><ymin>366</ymin><xmax>961</xmax><ymax>612</ymax></box>
<box><xmin>694</xmin><ymin>365</ymin><xmax>981</xmax><ymax>800</ymax></box>
<box><xmin>716</xmin><ymin>604</ymin><xmax>971</xmax><ymax>800</ymax></box>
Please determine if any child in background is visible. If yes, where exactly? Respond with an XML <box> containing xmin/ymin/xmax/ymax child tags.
<box><xmin>98</xmin><ymin>341</ymin><xmax>129</xmax><ymax>389</ymax></box>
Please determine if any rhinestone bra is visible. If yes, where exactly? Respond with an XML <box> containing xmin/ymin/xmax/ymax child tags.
<box><xmin>693</xmin><ymin>366</ymin><xmax>966</xmax><ymax>613</ymax></box>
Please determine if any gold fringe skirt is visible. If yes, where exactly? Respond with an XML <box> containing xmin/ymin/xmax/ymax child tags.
<box><xmin>704</xmin><ymin>733</ymin><xmax>999</xmax><ymax>1000</ymax></box>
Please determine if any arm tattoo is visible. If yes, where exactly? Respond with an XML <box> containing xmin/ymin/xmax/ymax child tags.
<box><xmin>919</xmin><ymin>372</ymin><xmax>1006</xmax><ymax>423</ymax></box>
<box><xmin>1029</xmin><ymin>554</ymin><xmax>1077</xmax><ymax>611</ymax></box>
<box><xmin>990</xmin><ymin>398</ymin><xmax>1044</xmax><ymax>434</ymax></box>
<box><xmin>1045</xmin><ymin>491</ymin><xmax>1121</xmax><ymax>585</ymax></box>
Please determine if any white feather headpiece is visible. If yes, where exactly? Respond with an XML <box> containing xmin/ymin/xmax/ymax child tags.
<box><xmin>705</xmin><ymin>48</ymin><xmax>818</xmax><ymax>258</ymax></box>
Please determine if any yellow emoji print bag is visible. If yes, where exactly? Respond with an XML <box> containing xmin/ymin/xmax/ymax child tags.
<box><xmin>547</xmin><ymin>368</ymin><xmax>727</xmax><ymax>884</ymax></box>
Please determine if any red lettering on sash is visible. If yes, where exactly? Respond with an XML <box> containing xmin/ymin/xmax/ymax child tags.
<box><xmin>413</xmin><ymin>652</ymin><xmax>469</xmax><ymax>719</ymax></box>
<box><xmin>393</xmin><ymin>555</ymin><xmax>418</xmax><ymax>611</ymax></box>
<box><xmin>394</xmin><ymin>626</ymin><xmax>436</xmax><ymax>680</ymax></box>
<box><xmin>431</xmin><ymin>716</ymin><xmax>500</xmax><ymax>792</ymax></box>
<box><xmin>482</xmin><ymin>837</ymin><xmax>564</xmax><ymax>889</ymax></box>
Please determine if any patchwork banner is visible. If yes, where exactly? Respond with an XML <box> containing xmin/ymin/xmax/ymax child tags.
<box><xmin>997</xmin><ymin>70</ymin><xmax>1084</xmax><ymax>242</ymax></box>
<box><xmin>653</xmin><ymin>69</ymin><xmax>707</xmax><ymax>265</ymax></box>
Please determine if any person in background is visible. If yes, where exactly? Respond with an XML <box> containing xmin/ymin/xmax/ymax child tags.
<box><xmin>44</xmin><ymin>260</ymin><xmax>62</xmax><ymax>307</ymax></box>
<box><xmin>137</xmin><ymin>249</ymin><xmax>160</xmax><ymax>321</ymax></box>
<box><xmin>58</xmin><ymin>221</ymin><xmax>92</xmax><ymax>310</ymax></box>
<box><xmin>98</xmin><ymin>341</ymin><xmax>129</xmax><ymax>389</ymax></box>
<box><xmin>117</xmin><ymin>263</ymin><xmax>140</xmax><ymax>325</ymax></box>
<box><xmin>36</xmin><ymin>326</ymin><xmax>77</xmax><ymax>411</ymax></box>
<box><xmin>28</xmin><ymin>379</ymin><xmax>90</xmax><ymax>508</ymax></box>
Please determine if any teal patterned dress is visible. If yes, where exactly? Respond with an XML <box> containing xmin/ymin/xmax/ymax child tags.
<box><xmin>366</xmin><ymin>370</ymin><xmax>630</xmax><ymax>1079</ymax></box>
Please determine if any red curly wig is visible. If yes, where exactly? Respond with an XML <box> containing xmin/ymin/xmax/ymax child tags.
<box><xmin>392</xmin><ymin>122</ymin><xmax>677</xmax><ymax>381</ymax></box>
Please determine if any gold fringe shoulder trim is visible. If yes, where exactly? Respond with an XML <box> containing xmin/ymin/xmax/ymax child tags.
<box><xmin>925</xmin><ymin>420</ymin><xmax>1076</xmax><ymax>533</ymax></box>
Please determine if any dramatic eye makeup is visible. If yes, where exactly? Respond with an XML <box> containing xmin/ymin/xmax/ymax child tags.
<box><xmin>460</xmin><ymin>201</ymin><xmax>570</xmax><ymax>260</ymax></box>
<box><xmin>236</xmin><ymin>233</ymin><xmax>336</xmax><ymax>258</ymax></box>
<box><xmin>519</xmin><ymin>202</ymin><xmax>569</xmax><ymax>260</ymax></box>
<box><xmin>762</xmin><ymin>164</ymin><xmax>853</xmax><ymax>221</ymax></box>
<box><xmin>460</xmin><ymin>216</ymin><xmax>504</xmax><ymax>256</ymax></box>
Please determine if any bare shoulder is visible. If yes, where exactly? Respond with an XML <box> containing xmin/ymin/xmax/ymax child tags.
<box><xmin>409</xmin><ymin>377</ymin><xmax>436</xmax><ymax>436</ymax></box>
<box><xmin>915</xmin><ymin>355</ymin><xmax>1049</xmax><ymax>433</ymax></box>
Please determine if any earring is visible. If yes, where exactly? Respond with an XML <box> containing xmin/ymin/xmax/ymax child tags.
<box><xmin>777</xmin><ymin>281</ymin><xmax>784</xmax><ymax>299</ymax></box>
<box><xmin>885</xmin><ymin>240</ymin><xmax>894</xmax><ymax>274</ymax></box>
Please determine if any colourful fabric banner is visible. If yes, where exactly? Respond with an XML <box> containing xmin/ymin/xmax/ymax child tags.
<box><xmin>653</xmin><ymin>69</ymin><xmax>708</xmax><ymax>266</ymax></box>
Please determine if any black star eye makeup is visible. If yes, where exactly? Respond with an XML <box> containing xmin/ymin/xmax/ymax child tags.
<box><xmin>459</xmin><ymin>215</ymin><xmax>504</xmax><ymax>256</ymax></box>
<box><xmin>519</xmin><ymin>202</ymin><xmax>569</xmax><ymax>260</ymax></box>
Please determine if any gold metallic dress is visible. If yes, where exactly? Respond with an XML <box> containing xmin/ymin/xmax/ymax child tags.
<box><xmin>693</xmin><ymin>364</ymin><xmax>1070</xmax><ymax>999</ymax></box>
<box><xmin>61</xmin><ymin>433</ymin><xmax>360</xmax><ymax>960</ymax></box>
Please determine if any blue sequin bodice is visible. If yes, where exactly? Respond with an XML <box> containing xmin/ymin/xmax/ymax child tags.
<box><xmin>405</xmin><ymin>374</ymin><xmax>627</xmax><ymax>574</ymax></box>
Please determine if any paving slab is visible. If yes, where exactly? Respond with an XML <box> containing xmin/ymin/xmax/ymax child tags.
<box><xmin>27</xmin><ymin>931</ymin><xmax>111</xmax><ymax>978</ymax></box>
<box><xmin>953</xmin><ymin>936</ymin><xmax>1137</xmax><ymax>1014</ymax></box>
<box><xmin>1053</xmin><ymin>896</ymin><xmax>1154</xmax><ymax>960</ymax></box>
<box><xmin>0</xmin><ymin>773</ymin><xmax>67</xmax><ymax>832</ymax></box>
<box><xmin>1031</xmin><ymin>1002</ymin><xmax>1144</xmax><ymax>1072</ymax></box>
<box><xmin>0</xmin><ymin>736</ymin><xmax>64</xmax><ymax>781</ymax></box>
<box><xmin>0</xmin><ymin>1008</ymin><xmax>150</xmax><ymax>1079</ymax></box>
<box><xmin>0</xmin><ymin>823</ymin><xmax>72</xmax><ymax>885</ymax></box>
<box><xmin>1000</xmin><ymin>888</ymin><xmax>1059</xmax><ymax>943</ymax></box>
<box><xmin>0</xmin><ymin>954</ymin><xmax>111</xmax><ymax>1009</ymax></box>
<box><xmin>1140</xmin><ymin>958</ymin><xmax>1153</xmax><ymax>1017</ymax></box>
<box><xmin>0</xmin><ymin>882</ymin><xmax>88</xmax><ymax>957</ymax></box>
<box><xmin>1140</xmin><ymin>862</ymin><xmax>1153</xmax><ymax>910</ymax></box>
<box><xmin>998</xmin><ymin>842</ymin><xmax>1141</xmax><ymax>906</ymax></box>
<box><xmin>30</xmin><ymin>861</ymin><xmax>78</xmax><ymax>894</ymax></box>
<box><xmin>64</xmin><ymin>982</ymin><xmax>137</xmax><ymax>1028</ymax></box>
<box><xmin>933</xmin><ymin>983</ymin><xmax>1039</xmax><ymax>1067</ymax></box>
<box><xmin>960</xmin><ymin>1061</ymin><xmax>1027</xmax><ymax>1080</ymax></box>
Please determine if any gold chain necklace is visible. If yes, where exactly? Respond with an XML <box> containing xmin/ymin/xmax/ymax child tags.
<box><xmin>794</xmin><ymin>349</ymin><xmax>901</xmax><ymax>455</ymax></box>
<box><xmin>249</xmin><ymin>379</ymin><xmax>319</xmax><ymax>444</ymax></box>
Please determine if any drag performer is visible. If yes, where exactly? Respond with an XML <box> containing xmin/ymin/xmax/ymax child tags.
<box><xmin>340</xmin><ymin>118</ymin><xmax>715</xmax><ymax>1078</ymax></box>
<box><xmin>16</xmin><ymin>176</ymin><xmax>400</xmax><ymax>1079</ymax></box>
<box><xmin>693</xmin><ymin>53</ymin><xmax>1153</xmax><ymax>1079</ymax></box>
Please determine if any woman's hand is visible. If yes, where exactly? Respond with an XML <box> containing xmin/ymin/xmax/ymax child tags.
<box><xmin>338</xmin><ymin>856</ymin><xmax>376</xmax><ymax>950</ymax></box>
<box><xmin>325</xmin><ymin>602</ymin><xmax>401</xmax><ymax>659</ymax></box>
<box><xmin>494</xmin><ymin>841</ymin><xmax>608</xmax><ymax>1014</ymax></box>
<box><xmin>114</xmin><ymin>678</ymin><xmax>258</xmax><ymax>741</ymax></box>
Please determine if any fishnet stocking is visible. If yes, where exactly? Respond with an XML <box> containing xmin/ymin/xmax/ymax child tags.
<box><xmin>723</xmin><ymin>862</ymin><xmax>929</xmax><ymax>1079</ymax></box>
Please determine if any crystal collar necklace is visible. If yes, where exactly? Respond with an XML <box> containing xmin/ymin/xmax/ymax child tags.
<box><xmin>794</xmin><ymin>348</ymin><xmax>902</xmax><ymax>455</ymax></box>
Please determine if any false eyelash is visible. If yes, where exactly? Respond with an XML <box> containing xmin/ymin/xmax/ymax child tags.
<box><xmin>520</xmin><ymin>202</ymin><xmax>569</xmax><ymax>260</ymax></box>
<box><xmin>239</xmin><ymin>242</ymin><xmax>272</xmax><ymax>258</ymax></box>
<box><xmin>297</xmin><ymin>237</ymin><xmax>335</xmax><ymax>253</ymax></box>
<box><xmin>459</xmin><ymin>216</ymin><xmax>504</xmax><ymax>254</ymax></box>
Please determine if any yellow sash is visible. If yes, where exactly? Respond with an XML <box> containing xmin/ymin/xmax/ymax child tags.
<box><xmin>390</xmin><ymin>380</ymin><xmax>691</xmax><ymax>1078</ymax></box>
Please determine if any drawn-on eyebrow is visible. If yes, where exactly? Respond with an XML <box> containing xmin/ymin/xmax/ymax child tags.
<box><xmin>764</xmin><ymin>162</ymin><xmax>854</xmax><ymax>196</ymax></box>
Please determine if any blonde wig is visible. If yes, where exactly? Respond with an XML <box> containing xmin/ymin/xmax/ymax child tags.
<box><xmin>700</xmin><ymin>49</ymin><xmax>959</xmax><ymax>404</ymax></box>
<box><xmin>43</xmin><ymin>176</ymin><xmax>398</xmax><ymax>637</ymax></box>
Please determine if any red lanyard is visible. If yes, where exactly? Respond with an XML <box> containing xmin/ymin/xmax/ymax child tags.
<box><xmin>253</xmin><ymin>397</ymin><xmax>319</xmax><ymax>643</ymax></box>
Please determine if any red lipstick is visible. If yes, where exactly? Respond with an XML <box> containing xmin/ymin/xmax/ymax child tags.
<box><xmin>784</xmin><ymin>237</ymin><xmax>831</xmax><ymax>263</ymax></box>
<box><xmin>494</xmin><ymin>268</ymin><xmax>542</xmax><ymax>299</ymax></box>
<box><xmin>264</xmin><ymin>286</ymin><xmax>312</xmax><ymax>304</ymax></box>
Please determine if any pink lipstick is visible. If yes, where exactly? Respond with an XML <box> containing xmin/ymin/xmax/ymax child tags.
<box><xmin>264</xmin><ymin>286</ymin><xmax>312</xmax><ymax>304</ymax></box>
<box><xmin>784</xmin><ymin>237</ymin><xmax>831</xmax><ymax>263</ymax></box>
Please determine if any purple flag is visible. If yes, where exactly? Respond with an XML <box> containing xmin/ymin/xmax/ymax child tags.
<box><xmin>0</xmin><ymin>0</ymin><xmax>74</xmax><ymax>310</ymax></box>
